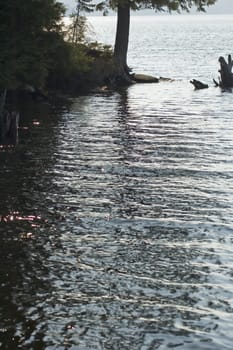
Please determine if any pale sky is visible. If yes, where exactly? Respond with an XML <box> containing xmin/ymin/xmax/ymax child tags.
<box><xmin>62</xmin><ymin>0</ymin><xmax>233</xmax><ymax>14</ymax></box>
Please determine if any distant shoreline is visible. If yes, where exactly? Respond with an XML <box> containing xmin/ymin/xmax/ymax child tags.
<box><xmin>85</xmin><ymin>12</ymin><xmax>233</xmax><ymax>17</ymax></box>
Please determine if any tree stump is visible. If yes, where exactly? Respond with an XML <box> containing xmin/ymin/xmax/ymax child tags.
<box><xmin>218</xmin><ymin>55</ymin><xmax>233</xmax><ymax>88</ymax></box>
<box><xmin>0</xmin><ymin>90</ymin><xmax>19</xmax><ymax>146</ymax></box>
<box><xmin>0</xmin><ymin>89</ymin><xmax>7</xmax><ymax>117</ymax></box>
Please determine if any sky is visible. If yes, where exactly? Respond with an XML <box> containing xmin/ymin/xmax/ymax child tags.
<box><xmin>62</xmin><ymin>0</ymin><xmax>233</xmax><ymax>14</ymax></box>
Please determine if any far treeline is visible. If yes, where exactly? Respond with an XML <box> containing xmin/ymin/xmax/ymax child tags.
<box><xmin>0</xmin><ymin>0</ymin><xmax>218</xmax><ymax>96</ymax></box>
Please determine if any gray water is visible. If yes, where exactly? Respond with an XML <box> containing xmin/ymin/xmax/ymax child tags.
<box><xmin>1</xmin><ymin>15</ymin><xmax>233</xmax><ymax>350</ymax></box>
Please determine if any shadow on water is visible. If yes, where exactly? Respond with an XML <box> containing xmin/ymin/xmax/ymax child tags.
<box><xmin>0</xmin><ymin>99</ymin><xmax>71</xmax><ymax>349</ymax></box>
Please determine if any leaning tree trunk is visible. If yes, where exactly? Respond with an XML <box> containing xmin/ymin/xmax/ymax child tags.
<box><xmin>113</xmin><ymin>0</ymin><xmax>133</xmax><ymax>84</ymax></box>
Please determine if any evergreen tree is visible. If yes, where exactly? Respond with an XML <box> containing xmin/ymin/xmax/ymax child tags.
<box><xmin>68</xmin><ymin>0</ymin><xmax>95</xmax><ymax>43</ymax></box>
<box><xmin>0</xmin><ymin>0</ymin><xmax>65</xmax><ymax>89</ymax></box>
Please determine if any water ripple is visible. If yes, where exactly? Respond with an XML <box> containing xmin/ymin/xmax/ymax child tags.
<box><xmin>2</xmin><ymin>16</ymin><xmax>233</xmax><ymax>349</ymax></box>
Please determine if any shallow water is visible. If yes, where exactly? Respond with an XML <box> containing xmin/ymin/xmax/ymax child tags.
<box><xmin>1</xmin><ymin>15</ymin><xmax>233</xmax><ymax>350</ymax></box>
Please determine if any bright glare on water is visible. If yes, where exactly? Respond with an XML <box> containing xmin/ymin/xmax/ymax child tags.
<box><xmin>1</xmin><ymin>14</ymin><xmax>233</xmax><ymax>350</ymax></box>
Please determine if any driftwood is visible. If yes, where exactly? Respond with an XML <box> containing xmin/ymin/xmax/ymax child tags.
<box><xmin>0</xmin><ymin>90</ymin><xmax>19</xmax><ymax>145</ymax></box>
<box><xmin>190</xmin><ymin>79</ymin><xmax>208</xmax><ymax>90</ymax></box>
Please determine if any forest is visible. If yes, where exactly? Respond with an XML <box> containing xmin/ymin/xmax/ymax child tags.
<box><xmin>0</xmin><ymin>0</ymin><xmax>115</xmax><ymax>95</ymax></box>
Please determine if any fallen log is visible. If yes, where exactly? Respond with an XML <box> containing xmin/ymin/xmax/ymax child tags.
<box><xmin>159</xmin><ymin>76</ymin><xmax>175</xmax><ymax>82</ymax></box>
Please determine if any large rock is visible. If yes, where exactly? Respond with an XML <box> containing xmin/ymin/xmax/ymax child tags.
<box><xmin>132</xmin><ymin>73</ymin><xmax>159</xmax><ymax>83</ymax></box>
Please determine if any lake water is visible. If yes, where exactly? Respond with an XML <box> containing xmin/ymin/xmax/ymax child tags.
<box><xmin>1</xmin><ymin>14</ymin><xmax>233</xmax><ymax>350</ymax></box>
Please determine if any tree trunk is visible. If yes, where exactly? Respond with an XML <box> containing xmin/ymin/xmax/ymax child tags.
<box><xmin>113</xmin><ymin>0</ymin><xmax>133</xmax><ymax>84</ymax></box>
